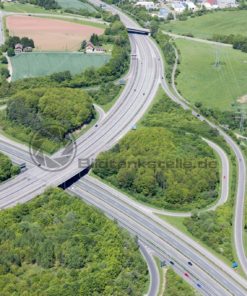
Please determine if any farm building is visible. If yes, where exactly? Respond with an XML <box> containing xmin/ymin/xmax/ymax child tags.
<box><xmin>14</xmin><ymin>44</ymin><xmax>33</xmax><ymax>54</ymax></box>
<box><xmin>85</xmin><ymin>41</ymin><xmax>94</xmax><ymax>53</ymax></box>
<box><xmin>85</xmin><ymin>41</ymin><xmax>105</xmax><ymax>54</ymax></box>
<box><xmin>14</xmin><ymin>43</ymin><xmax>23</xmax><ymax>54</ymax></box>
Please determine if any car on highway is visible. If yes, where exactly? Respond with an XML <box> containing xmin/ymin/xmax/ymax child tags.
<box><xmin>184</xmin><ymin>272</ymin><xmax>189</xmax><ymax>278</ymax></box>
<box><xmin>188</xmin><ymin>261</ymin><xmax>193</xmax><ymax>266</ymax></box>
<box><xmin>169</xmin><ymin>261</ymin><xmax>174</xmax><ymax>265</ymax></box>
<box><xmin>197</xmin><ymin>283</ymin><xmax>202</xmax><ymax>288</ymax></box>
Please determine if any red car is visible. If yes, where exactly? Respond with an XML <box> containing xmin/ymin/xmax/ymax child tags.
<box><xmin>184</xmin><ymin>272</ymin><xmax>189</xmax><ymax>278</ymax></box>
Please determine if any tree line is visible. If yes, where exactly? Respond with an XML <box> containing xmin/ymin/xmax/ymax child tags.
<box><xmin>19</xmin><ymin>0</ymin><xmax>59</xmax><ymax>10</ymax></box>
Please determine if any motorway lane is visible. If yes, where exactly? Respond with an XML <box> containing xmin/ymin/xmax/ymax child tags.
<box><xmin>68</xmin><ymin>181</ymin><xmax>235</xmax><ymax>296</ymax></box>
<box><xmin>75</xmin><ymin>176</ymin><xmax>247</xmax><ymax>295</ymax></box>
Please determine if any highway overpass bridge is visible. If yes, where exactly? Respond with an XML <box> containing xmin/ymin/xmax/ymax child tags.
<box><xmin>127</xmin><ymin>27</ymin><xmax>150</xmax><ymax>35</ymax></box>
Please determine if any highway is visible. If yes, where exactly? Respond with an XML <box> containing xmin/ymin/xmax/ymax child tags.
<box><xmin>0</xmin><ymin>2</ymin><xmax>246</xmax><ymax>294</ymax></box>
<box><xmin>0</xmin><ymin>18</ymin><xmax>160</xmax><ymax>206</ymax></box>
<box><xmin>68</xmin><ymin>176</ymin><xmax>247</xmax><ymax>296</ymax></box>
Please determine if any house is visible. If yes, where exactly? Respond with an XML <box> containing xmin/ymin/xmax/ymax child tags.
<box><xmin>85</xmin><ymin>41</ymin><xmax>95</xmax><ymax>53</ymax></box>
<box><xmin>172</xmin><ymin>2</ymin><xmax>186</xmax><ymax>13</ymax></box>
<box><xmin>14</xmin><ymin>43</ymin><xmax>23</xmax><ymax>54</ymax></box>
<box><xmin>85</xmin><ymin>42</ymin><xmax>105</xmax><ymax>54</ymax></box>
<box><xmin>184</xmin><ymin>1</ymin><xmax>197</xmax><ymax>10</ymax></box>
<box><xmin>136</xmin><ymin>1</ymin><xmax>155</xmax><ymax>10</ymax></box>
<box><xmin>23</xmin><ymin>46</ymin><xmax>33</xmax><ymax>52</ymax></box>
<box><xmin>217</xmin><ymin>0</ymin><xmax>236</xmax><ymax>8</ymax></box>
<box><xmin>158</xmin><ymin>7</ymin><xmax>171</xmax><ymax>19</ymax></box>
<box><xmin>201</xmin><ymin>0</ymin><xmax>219</xmax><ymax>9</ymax></box>
<box><xmin>94</xmin><ymin>47</ymin><xmax>106</xmax><ymax>54</ymax></box>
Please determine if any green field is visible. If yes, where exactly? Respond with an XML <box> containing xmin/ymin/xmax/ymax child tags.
<box><xmin>10</xmin><ymin>52</ymin><xmax>110</xmax><ymax>81</ymax></box>
<box><xmin>163</xmin><ymin>11</ymin><xmax>247</xmax><ymax>39</ymax></box>
<box><xmin>3</xmin><ymin>2</ymin><xmax>49</xmax><ymax>13</ymax></box>
<box><xmin>56</xmin><ymin>0</ymin><xmax>97</xmax><ymax>12</ymax></box>
<box><xmin>175</xmin><ymin>39</ymin><xmax>247</xmax><ymax>110</ymax></box>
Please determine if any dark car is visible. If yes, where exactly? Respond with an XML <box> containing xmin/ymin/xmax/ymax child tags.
<box><xmin>188</xmin><ymin>261</ymin><xmax>193</xmax><ymax>266</ymax></box>
<box><xmin>169</xmin><ymin>261</ymin><xmax>174</xmax><ymax>265</ymax></box>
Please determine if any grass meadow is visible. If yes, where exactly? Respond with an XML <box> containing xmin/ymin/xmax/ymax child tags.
<box><xmin>175</xmin><ymin>39</ymin><xmax>247</xmax><ymax>111</ymax></box>
<box><xmin>163</xmin><ymin>10</ymin><xmax>247</xmax><ymax>39</ymax></box>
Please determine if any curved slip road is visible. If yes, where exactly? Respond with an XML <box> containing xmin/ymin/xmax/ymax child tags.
<box><xmin>139</xmin><ymin>242</ymin><xmax>160</xmax><ymax>296</ymax></box>
<box><xmin>169</xmin><ymin>42</ymin><xmax>247</xmax><ymax>275</ymax></box>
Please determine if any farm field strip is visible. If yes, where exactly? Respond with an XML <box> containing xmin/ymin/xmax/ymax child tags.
<box><xmin>10</xmin><ymin>52</ymin><xmax>110</xmax><ymax>81</ymax></box>
<box><xmin>6</xmin><ymin>15</ymin><xmax>104</xmax><ymax>51</ymax></box>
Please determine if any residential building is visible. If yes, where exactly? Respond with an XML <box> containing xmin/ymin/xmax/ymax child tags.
<box><xmin>85</xmin><ymin>42</ymin><xmax>105</xmax><ymax>54</ymax></box>
<box><xmin>158</xmin><ymin>7</ymin><xmax>171</xmax><ymax>19</ymax></box>
<box><xmin>136</xmin><ymin>1</ymin><xmax>155</xmax><ymax>10</ymax></box>
<box><xmin>14</xmin><ymin>43</ymin><xmax>23</xmax><ymax>54</ymax></box>
<box><xmin>172</xmin><ymin>2</ymin><xmax>186</xmax><ymax>13</ymax></box>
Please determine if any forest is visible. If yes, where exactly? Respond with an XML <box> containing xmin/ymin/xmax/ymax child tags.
<box><xmin>0</xmin><ymin>188</ymin><xmax>148</xmax><ymax>296</ymax></box>
<box><xmin>0</xmin><ymin>152</ymin><xmax>20</xmax><ymax>182</ymax></box>
<box><xmin>1</xmin><ymin>88</ymin><xmax>95</xmax><ymax>152</ymax></box>
<box><xmin>93</xmin><ymin>93</ymin><xmax>221</xmax><ymax>210</ymax></box>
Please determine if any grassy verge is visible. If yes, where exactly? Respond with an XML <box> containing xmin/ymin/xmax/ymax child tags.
<box><xmin>154</xmin><ymin>257</ymin><xmax>166</xmax><ymax>296</ymax></box>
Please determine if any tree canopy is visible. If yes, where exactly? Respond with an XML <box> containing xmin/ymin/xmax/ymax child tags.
<box><xmin>93</xmin><ymin>93</ymin><xmax>220</xmax><ymax>210</ymax></box>
<box><xmin>7</xmin><ymin>87</ymin><xmax>94</xmax><ymax>135</ymax></box>
<box><xmin>0</xmin><ymin>152</ymin><xmax>20</xmax><ymax>182</ymax></box>
<box><xmin>0</xmin><ymin>188</ymin><xmax>148</xmax><ymax>296</ymax></box>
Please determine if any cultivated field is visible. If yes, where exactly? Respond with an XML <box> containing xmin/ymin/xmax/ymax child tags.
<box><xmin>163</xmin><ymin>11</ymin><xmax>247</xmax><ymax>39</ymax></box>
<box><xmin>6</xmin><ymin>15</ymin><xmax>104</xmax><ymax>51</ymax></box>
<box><xmin>175</xmin><ymin>39</ymin><xmax>247</xmax><ymax>111</ymax></box>
<box><xmin>10</xmin><ymin>52</ymin><xmax>110</xmax><ymax>81</ymax></box>
<box><xmin>56</xmin><ymin>0</ymin><xmax>97</xmax><ymax>12</ymax></box>
<box><xmin>3</xmin><ymin>2</ymin><xmax>48</xmax><ymax>13</ymax></box>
